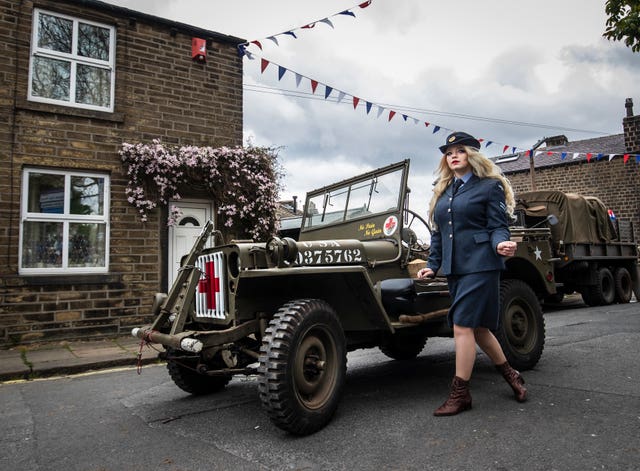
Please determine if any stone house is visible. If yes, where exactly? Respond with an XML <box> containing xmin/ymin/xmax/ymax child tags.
<box><xmin>0</xmin><ymin>0</ymin><xmax>244</xmax><ymax>346</ymax></box>
<box><xmin>494</xmin><ymin>99</ymin><xmax>640</xmax><ymax>242</ymax></box>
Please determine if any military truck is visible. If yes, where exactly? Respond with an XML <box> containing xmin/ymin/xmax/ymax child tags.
<box><xmin>132</xmin><ymin>159</ymin><xmax>551</xmax><ymax>435</ymax></box>
<box><xmin>511</xmin><ymin>190</ymin><xmax>639</xmax><ymax>306</ymax></box>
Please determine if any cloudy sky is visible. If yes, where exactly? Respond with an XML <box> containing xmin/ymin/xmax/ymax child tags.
<box><xmin>104</xmin><ymin>0</ymin><xmax>637</xmax><ymax>207</ymax></box>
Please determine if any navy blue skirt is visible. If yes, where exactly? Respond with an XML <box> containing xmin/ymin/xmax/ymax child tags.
<box><xmin>446</xmin><ymin>271</ymin><xmax>501</xmax><ymax>329</ymax></box>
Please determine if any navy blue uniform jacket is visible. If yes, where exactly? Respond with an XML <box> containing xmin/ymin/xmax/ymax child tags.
<box><xmin>427</xmin><ymin>175</ymin><xmax>510</xmax><ymax>276</ymax></box>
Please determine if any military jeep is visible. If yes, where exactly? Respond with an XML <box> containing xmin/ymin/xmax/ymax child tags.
<box><xmin>132</xmin><ymin>159</ymin><xmax>545</xmax><ymax>435</ymax></box>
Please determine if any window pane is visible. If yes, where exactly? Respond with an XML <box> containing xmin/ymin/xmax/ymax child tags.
<box><xmin>22</xmin><ymin>221</ymin><xmax>63</xmax><ymax>268</ymax></box>
<box><xmin>38</xmin><ymin>13</ymin><xmax>72</xmax><ymax>53</ymax></box>
<box><xmin>27</xmin><ymin>173</ymin><xmax>65</xmax><ymax>213</ymax></box>
<box><xmin>68</xmin><ymin>223</ymin><xmax>106</xmax><ymax>267</ymax></box>
<box><xmin>75</xmin><ymin>64</ymin><xmax>111</xmax><ymax>107</ymax></box>
<box><xmin>70</xmin><ymin>176</ymin><xmax>104</xmax><ymax>215</ymax></box>
<box><xmin>31</xmin><ymin>56</ymin><xmax>70</xmax><ymax>101</ymax></box>
<box><xmin>78</xmin><ymin>23</ymin><xmax>110</xmax><ymax>60</ymax></box>
<box><xmin>365</xmin><ymin>171</ymin><xmax>402</xmax><ymax>214</ymax></box>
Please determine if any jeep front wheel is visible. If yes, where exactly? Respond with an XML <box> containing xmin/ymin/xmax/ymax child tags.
<box><xmin>258</xmin><ymin>299</ymin><xmax>347</xmax><ymax>436</ymax></box>
<box><xmin>496</xmin><ymin>279</ymin><xmax>545</xmax><ymax>371</ymax></box>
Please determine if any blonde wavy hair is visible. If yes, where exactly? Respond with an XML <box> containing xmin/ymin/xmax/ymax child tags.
<box><xmin>428</xmin><ymin>145</ymin><xmax>515</xmax><ymax>228</ymax></box>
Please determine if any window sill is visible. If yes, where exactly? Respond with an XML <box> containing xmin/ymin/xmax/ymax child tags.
<box><xmin>16</xmin><ymin>98</ymin><xmax>125</xmax><ymax>123</ymax></box>
<box><xmin>22</xmin><ymin>274</ymin><xmax>122</xmax><ymax>286</ymax></box>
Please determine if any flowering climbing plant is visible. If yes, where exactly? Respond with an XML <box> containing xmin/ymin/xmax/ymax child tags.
<box><xmin>120</xmin><ymin>140</ymin><xmax>282</xmax><ymax>240</ymax></box>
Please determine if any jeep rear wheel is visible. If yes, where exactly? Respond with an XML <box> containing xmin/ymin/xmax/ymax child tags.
<box><xmin>258</xmin><ymin>299</ymin><xmax>347</xmax><ymax>436</ymax></box>
<box><xmin>380</xmin><ymin>334</ymin><xmax>427</xmax><ymax>360</ymax></box>
<box><xmin>496</xmin><ymin>279</ymin><xmax>545</xmax><ymax>371</ymax></box>
<box><xmin>166</xmin><ymin>349</ymin><xmax>232</xmax><ymax>395</ymax></box>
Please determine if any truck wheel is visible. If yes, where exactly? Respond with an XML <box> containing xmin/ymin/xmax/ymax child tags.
<box><xmin>614</xmin><ymin>267</ymin><xmax>633</xmax><ymax>303</ymax></box>
<box><xmin>583</xmin><ymin>267</ymin><xmax>615</xmax><ymax>306</ymax></box>
<box><xmin>496</xmin><ymin>279</ymin><xmax>545</xmax><ymax>371</ymax></box>
<box><xmin>258</xmin><ymin>299</ymin><xmax>347</xmax><ymax>436</ymax></box>
<box><xmin>380</xmin><ymin>334</ymin><xmax>427</xmax><ymax>360</ymax></box>
<box><xmin>166</xmin><ymin>349</ymin><xmax>232</xmax><ymax>395</ymax></box>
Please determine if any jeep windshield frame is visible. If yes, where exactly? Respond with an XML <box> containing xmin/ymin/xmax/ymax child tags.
<box><xmin>299</xmin><ymin>160</ymin><xmax>410</xmax><ymax>242</ymax></box>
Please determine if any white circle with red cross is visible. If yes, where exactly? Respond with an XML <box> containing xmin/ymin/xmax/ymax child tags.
<box><xmin>383</xmin><ymin>215</ymin><xmax>398</xmax><ymax>236</ymax></box>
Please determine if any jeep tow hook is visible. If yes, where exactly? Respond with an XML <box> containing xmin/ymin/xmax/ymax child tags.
<box><xmin>131</xmin><ymin>328</ymin><xmax>203</xmax><ymax>353</ymax></box>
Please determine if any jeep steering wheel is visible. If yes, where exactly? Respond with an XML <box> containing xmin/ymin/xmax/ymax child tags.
<box><xmin>403</xmin><ymin>209</ymin><xmax>432</xmax><ymax>254</ymax></box>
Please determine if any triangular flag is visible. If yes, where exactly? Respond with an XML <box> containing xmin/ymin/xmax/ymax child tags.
<box><xmin>359</xmin><ymin>0</ymin><xmax>372</xmax><ymax>8</ymax></box>
<box><xmin>433</xmin><ymin>126</ymin><xmax>441</xmax><ymax>134</ymax></box>
<box><xmin>561</xmin><ymin>152</ymin><xmax>567</xmax><ymax>160</ymax></box>
<box><xmin>411</xmin><ymin>118</ymin><xmax>419</xmax><ymax>125</ymax></box>
<box><xmin>278</xmin><ymin>66</ymin><xmax>287</xmax><ymax>81</ymax></box>
<box><xmin>324</xmin><ymin>86</ymin><xmax>333</xmax><ymax>99</ymax></box>
<box><xmin>402</xmin><ymin>114</ymin><xmax>408</xmax><ymax>121</ymax></box>
<box><xmin>302</xmin><ymin>23</ymin><xmax>316</xmax><ymax>29</ymax></box>
<box><xmin>284</xmin><ymin>31</ymin><xmax>297</xmax><ymax>39</ymax></box>
<box><xmin>319</xmin><ymin>18</ymin><xmax>334</xmax><ymax>28</ymax></box>
<box><xmin>608</xmin><ymin>153</ymin><xmax>615</xmax><ymax>161</ymax></box>
<box><xmin>376</xmin><ymin>106</ymin><xmax>385</xmax><ymax>118</ymax></box>
<box><xmin>512</xmin><ymin>147</ymin><xmax>517</xmax><ymax>153</ymax></box>
<box><xmin>572</xmin><ymin>152</ymin><xmax>580</xmax><ymax>159</ymax></box>
<box><xmin>586</xmin><ymin>152</ymin><xmax>593</xmax><ymax>162</ymax></box>
<box><xmin>237</xmin><ymin>44</ymin><xmax>247</xmax><ymax>57</ymax></box>
<box><xmin>623</xmin><ymin>153</ymin><xmax>630</xmax><ymax>163</ymax></box>
<box><xmin>485</xmin><ymin>141</ymin><xmax>493</xmax><ymax>147</ymax></box>
<box><xmin>424</xmin><ymin>122</ymin><xmax>430</xmax><ymax>128</ymax></box>
<box><xmin>546</xmin><ymin>151</ymin><xmax>553</xmax><ymax>156</ymax></box>
<box><xmin>336</xmin><ymin>91</ymin><xmax>345</xmax><ymax>103</ymax></box>
<box><xmin>503</xmin><ymin>145</ymin><xmax>509</xmax><ymax>153</ymax></box>
<box><xmin>636</xmin><ymin>154</ymin><xmax>640</xmax><ymax>163</ymax></box>
<box><xmin>388</xmin><ymin>110</ymin><xmax>396</xmax><ymax>121</ymax></box>
<box><xmin>267</xmin><ymin>36</ymin><xmax>279</xmax><ymax>46</ymax></box>
<box><xmin>596</xmin><ymin>153</ymin><xmax>604</xmax><ymax>160</ymax></box>
<box><xmin>338</xmin><ymin>10</ymin><xmax>356</xmax><ymax>17</ymax></box>
<box><xmin>365</xmin><ymin>101</ymin><xmax>373</xmax><ymax>114</ymax></box>
<box><xmin>251</xmin><ymin>40</ymin><xmax>263</xmax><ymax>50</ymax></box>
<box><xmin>245</xmin><ymin>51</ymin><xmax>254</xmax><ymax>60</ymax></box>
<box><xmin>260</xmin><ymin>58</ymin><xmax>269</xmax><ymax>73</ymax></box>
<box><xmin>310</xmin><ymin>80</ymin><xmax>319</xmax><ymax>93</ymax></box>
<box><xmin>353</xmin><ymin>97</ymin><xmax>360</xmax><ymax>109</ymax></box>
<box><xmin>295</xmin><ymin>73</ymin><xmax>302</xmax><ymax>87</ymax></box>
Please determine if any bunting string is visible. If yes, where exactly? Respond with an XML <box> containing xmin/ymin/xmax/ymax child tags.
<box><xmin>240</xmin><ymin>3</ymin><xmax>639</xmax><ymax>165</ymax></box>
<box><xmin>247</xmin><ymin>51</ymin><xmax>524</xmax><ymax>155</ymax></box>
<box><xmin>237</xmin><ymin>1</ymin><xmax>373</xmax><ymax>57</ymax></box>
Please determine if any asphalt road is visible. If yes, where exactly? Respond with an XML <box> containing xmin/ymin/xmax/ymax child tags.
<box><xmin>1</xmin><ymin>300</ymin><xmax>639</xmax><ymax>471</ymax></box>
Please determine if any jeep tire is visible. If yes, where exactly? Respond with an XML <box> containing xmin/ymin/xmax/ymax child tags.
<box><xmin>166</xmin><ymin>349</ymin><xmax>232</xmax><ymax>395</ymax></box>
<box><xmin>258</xmin><ymin>299</ymin><xmax>347</xmax><ymax>436</ymax></box>
<box><xmin>380</xmin><ymin>334</ymin><xmax>427</xmax><ymax>360</ymax></box>
<box><xmin>496</xmin><ymin>279</ymin><xmax>545</xmax><ymax>371</ymax></box>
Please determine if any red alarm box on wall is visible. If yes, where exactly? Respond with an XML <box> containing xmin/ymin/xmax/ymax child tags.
<box><xmin>192</xmin><ymin>38</ymin><xmax>206</xmax><ymax>62</ymax></box>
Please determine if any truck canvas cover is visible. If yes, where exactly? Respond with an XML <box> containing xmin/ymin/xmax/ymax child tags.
<box><xmin>516</xmin><ymin>191</ymin><xmax>617</xmax><ymax>244</ymax></box>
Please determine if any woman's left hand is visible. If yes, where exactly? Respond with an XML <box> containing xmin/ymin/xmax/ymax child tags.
<box><xmin>496</xmin><ymin>240</ymin><xmax>517</xmax><ymax>257</ymax></box>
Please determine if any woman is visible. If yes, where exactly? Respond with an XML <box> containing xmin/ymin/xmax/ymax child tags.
<box><xmin>417</xmin><ymin>131</ymin><xmax>527</xmax><ymax>416</ymax></box>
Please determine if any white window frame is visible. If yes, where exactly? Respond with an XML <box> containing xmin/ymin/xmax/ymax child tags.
<box><xmin>19</xmin><ymin>168</ymin><xmax>110</xmax><ymax>275</ymax></box>
<box><xmin>28</xmin><ymin>8</ymin><xmax>116</xmax><ymax>112</ymax></box>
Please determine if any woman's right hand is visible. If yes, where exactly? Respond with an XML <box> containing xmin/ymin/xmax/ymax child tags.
<box><xmin>417</xmin><ymin>268</ymin><xmax>435</xmax><ymax>279</ymax></box>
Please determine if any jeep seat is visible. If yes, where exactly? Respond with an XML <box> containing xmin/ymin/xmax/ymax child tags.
<box><xmin>380</xmin><ymin>278</ymin><xmax>416</xmax><ymax>316</ymax></box>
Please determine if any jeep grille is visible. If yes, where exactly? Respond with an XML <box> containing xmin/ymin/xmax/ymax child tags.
<box><xmin>195</xmin><ymin>252</ymin><xmax>226</xmax><ymax>319</ymax></box>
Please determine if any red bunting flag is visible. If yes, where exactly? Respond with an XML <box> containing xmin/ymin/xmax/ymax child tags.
<box><xmin>424</xmin><ymin>122</ymin><xmax>430</xmax><ymax>128</ymax></box>
<box><xmin>503</xmin><ymin>145</ymin><xmax>509</xmax><ymax>153</ymax></box>
<box><xmin>353</xmin><ymin>97</ymin><xmax>360</xmax><ymax>109</ymax></box>
<box><xmin>388</xmin><ymin>110</ymin><xmax>396</xmax><ymax>121</ymax></box>
<box><xmin>359</xmin><ymin>0</ymin><xmax>372</xmax><ymax>7</ymax></box>
<box><xmin>624</xmin><ymin>153</ymin><xmax>630</xmax><ymax>163</ymax></box>
<box><xmin>586</xmin><ymin>152</ymin><xmax>593</xmax><ymax>162</ymax></box>
<box><xmin>260</xmin><ymin>58</ymin><xmax>269</xmax><ymax>73</ymax></box>
<box><xmin>310</xmin><ymin>80</ymin><xmax>319</xmax><ymax>93</ymax></box>
<box><xmin>302</xmin><ymin>23</ymin><xmax>316</xmax><ymax>29</ymax></box>
<box><xmin>251</xmin><ymin>40</ymin><xmax>263</xmax><ymax>50</ymax></box>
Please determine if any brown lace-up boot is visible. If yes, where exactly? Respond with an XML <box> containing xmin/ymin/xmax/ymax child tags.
<box><xmin>433</xmin><ymin>376</ymin><xmax>472</xmax><ymax>416</ymax></box>
<box><xmin>496</xmin><ymin>362</ymin><xmax>527</xmax><ymax>402</ymax></box>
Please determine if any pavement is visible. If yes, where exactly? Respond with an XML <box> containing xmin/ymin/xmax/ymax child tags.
<box><xmin>0</xmin><ymin>335</ymin><xmax>165</xmax><ymax>382</ymax></box>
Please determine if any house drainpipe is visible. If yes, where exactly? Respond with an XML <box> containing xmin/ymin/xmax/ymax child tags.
<box><xmin>528</xmin><ymin>138</ymin><xmax>548</xmax><ymax>191</ymax></box>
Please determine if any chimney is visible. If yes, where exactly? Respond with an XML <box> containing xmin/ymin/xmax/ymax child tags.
<box><xmin>544</xmin><ymin>135</ymin><xmax>568</xmax><ymax>147</ymax></box>
<box><xmin>623</xmin><ymin>98</ymin><xmax>640</xmax><ymax>152</ymax></box>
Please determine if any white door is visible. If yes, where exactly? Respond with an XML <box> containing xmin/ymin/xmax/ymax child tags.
<box><xmin>168</xmin><ymin>200</ymin><xmax>214</xmax><ymax>288</ymax></box>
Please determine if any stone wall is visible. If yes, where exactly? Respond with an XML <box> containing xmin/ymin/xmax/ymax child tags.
<box><xmin>0</xmin><ymin>0</ymin><xmax>243</xmax><ymax>345</ymax></box>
